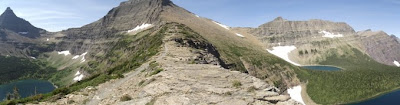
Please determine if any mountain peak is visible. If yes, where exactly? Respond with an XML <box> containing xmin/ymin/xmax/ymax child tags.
<box><xmin>6</xmin><ymin>7</ymin><xmax>12</xmax><ymax>11</ymax></box>
<box><xmin>1</xmin><ymin>7</ymin><xmax>17</xmax><ymax>18</ymax></box>
<box><xmin>122</xmin><ymin>0</ymin><xmax>173</xmax><ymax>6</ymax></box>
<box><xmin>273</xmin><ymin>17</ymin><xmax>286</xmax><ymax>22</ymax></box>
<box><xmin>0</xmin><ymin>7</ymin><xmax>42</xmax><ymax>38</ymax></box>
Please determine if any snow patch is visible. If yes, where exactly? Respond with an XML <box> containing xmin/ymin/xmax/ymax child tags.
<box><xmin>75</xmin><ymin>71</ymin><xmax>81</xmax><ymax>76</ymax></box>
<box><xmin>73</xmin><ymin>52</ymin><xmax>88</xmax><ymax>63</ymax></box>
<box><xmin>57</xmin><ymin>50</ymin><xmax>70</xmax><ymax>56</ymax></box>
<box><xmin>73</xmin><ymin>71</ymin><xmax>84</xmax><ymax>81</ymax></box>
<box><xmin>195</xmin><ymin>15</ymin><xmax>200</xmax><ymax>18</ymax></box>
<box><xmin>18</xmin><ymin>32</ymin><xmax>28</xmax><ymax>35</ymax></box>
<box><xmin>235</xmin><ymin>33</ymin><xmax>245</xmax><ymax>37</ymax></box>
<box><xmin>46</xmin><ymin>38</ymin><xmax>49</xmax><ymax>41</ymax></box>
<box><xmin>212</xmin><ymin>21</ymin><xmax>230</xmax><ymax>30</ymax></box>
<box><xmin>30</xmin><ymin>57</ymin><xmax>36</xmax><ymax>59</ymax></box>
<box><xmin>127</xmin><ymin>23</ymin><xmax>152</xmax><ymax>33</ymax></box>
<box><xmin>267</xmin><ymin>46</ymin><xmax>301</xmax><ymax>66</ymax></box>
<box><xmin>394</xmin><ymin>60</ymin><xmax>400</xmax><ymax>67</ymax></box>
<box><xmin>72</xmin><ymin>55</ymin><xmax>80</xmax><ymax>59</ymax></box>
<box><xmin>288</xmin><ymin>85</ymin><xmax>305</xmax><ymax>105</ymax></box>
<box><xmin>319</xmin><ymin>30</ymin><xmax>343</xmax><ymax>38</ymax></box>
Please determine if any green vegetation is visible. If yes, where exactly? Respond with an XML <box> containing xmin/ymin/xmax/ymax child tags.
<box><xmin>147</xmin><ymin>61</ymin><xmax>163</xmax><ymax>76</ymax></box>
<box><xmin>0</xmin><ymin>23</ymin><xmax>166</xmax><ymax>105</ymax></box>
<box><xmin>5</xmin><ymin>86</ymin><xmax>21</xmax><ymax>101</ymax></box>
<box><xmin>120</xmin><ymin>94</ymin><xmax>132</xmax><ymax>101</ymax></box>
<box><xmin>232</xmin><ymin>80</ymin><xmax>242</xmax><ymax>88</ymax></box>
<box><xmin>296</xmin><ymin>46</ymin><xmax>400</xmax><ymax>104</ymax></box>
<box><xmin>0</xmin><ymin>56</ymin><xmax>56</xmax><ymax>85</ymax></box>
<box><xmin>247</xmin><ymin>86</ymin><xmax>257</xmax><ymax>92</ymax></box>
<box><xmin>149</xmin><ymin>68</ymin><xmax>163</xmax><ymax>76</ymax></box>
<box><xmin>145</xmin><ymin>98</ymin><xmax>157</xmax><ymax>105</ymax></box>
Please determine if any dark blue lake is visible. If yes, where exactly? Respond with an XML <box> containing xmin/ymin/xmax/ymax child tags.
<box><xmin>351</xmin><ymin>90</ymin><xmax>400</xmax><ymax>105</ymax></box>
<box><xmin>0</xmin><ymin>80</ymin><xmax>55</xmax><ymax>100</ymax></box>
<box><xmin>302</xmin><ymin>66</ymin><xmax>341</xmax><ymax>71</ymax></box>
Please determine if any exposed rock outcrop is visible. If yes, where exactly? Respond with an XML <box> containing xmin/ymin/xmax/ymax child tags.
<box><xmin>250</xmin><ymin>17</ymin><xmax>356</xmax><ymax>45</ymax></box>
<box><xmin>358</xmin><ymin>30</ymin><xmax>400</xmax><ymax>66</ymax></box>
<box><xmin>0</xmin><ymin>7</ymin><xmax>44</xmax><ymax>38</ymax></box>
<box><xmin>55</xmin><ymin>0</ymin><xmax>176</xmax><ymax>55</ymax></box>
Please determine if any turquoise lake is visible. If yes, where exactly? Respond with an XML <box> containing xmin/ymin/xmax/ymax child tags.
<box><xmin>302</xmin><ymin>65</ymin><xmax>341</xmax><ymax>71</ymax></box>
<box><xmin>0</xmin><ymin>80</ymin><xmax>55</xmax><ymax>100</ymax></box>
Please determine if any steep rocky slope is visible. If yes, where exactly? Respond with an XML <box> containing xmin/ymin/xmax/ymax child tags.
<box><xmin>250</xmin><ymin>17</ymin><xmax>355</xmax><ymax>46</ymax></box>
<box><xmin>54</xmin><ymin>0</ymin><xmax>170</xmax><ymax>55</ymax></box>
<box><xmin>358</xmin><ymin>30</ymin><xmax>400</xmax><ymax>66</ymax></box>
<box><xmin>244</xmin><ymin>17</ymin><xmax>400</xmax><ymax>67</ymax></box>
<box><xmin>0</xmin><ymin>8</ymin><xmax>51</xmax><ymax>58</ymax></box>
<box><xmin>0</xmin><ymin>7</ymin><xmax>44</xmax><ymax>38</ymax></box>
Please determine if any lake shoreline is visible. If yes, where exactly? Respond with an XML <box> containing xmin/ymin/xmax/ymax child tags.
<box><xmin>0</xmin><ymin>79</ymin><xmax>56</xmax><ymax>101</ymax></box>
<box><xmin>342</xmin><ymin>86</ymin><xmax>400</xmax><ymax>104</ymax></box>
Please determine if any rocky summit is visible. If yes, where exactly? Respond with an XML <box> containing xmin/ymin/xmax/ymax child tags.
<box><xmin>0</xmin><ymin>7</ymin><xmax>43</xmax><ymax>38</ymax></box>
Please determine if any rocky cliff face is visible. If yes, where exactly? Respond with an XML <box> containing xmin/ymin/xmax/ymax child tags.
<box><xmin>0</xmin><ymin>7</ymin><xmax>44</xmax><ymax>38</ymax></box>
<box><xmin>0</xmin><ymin>8</ymin><xmax>49</xmax><ymax>57</ymax></box>
<box><xmin>251</xmin><ymin>17</ymin><xmax>356</xmax><ymax>46</ymax></box>
<box><xmin>55</xmin><ymin>0</ymin><xmax>175</xmax><ymax>55</ymax></box>
<box><xmin>358</xmin><ymin>30</ymin><xmax>400</xmax><ymax>66</ymax></box>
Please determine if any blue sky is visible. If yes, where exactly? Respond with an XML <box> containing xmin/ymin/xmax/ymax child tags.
<box><xmin>0</xmin><ymin>0</ymin><xmax>399</xmax><ymax>36</ymax></box>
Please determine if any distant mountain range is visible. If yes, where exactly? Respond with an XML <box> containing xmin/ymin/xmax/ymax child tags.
<box><xmin>0</xmin><ymin>0</ymin><xmax>400</xmax><ymax>105</ymax></box>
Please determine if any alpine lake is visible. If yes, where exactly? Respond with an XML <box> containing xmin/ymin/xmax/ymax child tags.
<box><xmin>0</xmin><ymin>79</ymin><xmax>55</xmax><ymax>101</ymax></box>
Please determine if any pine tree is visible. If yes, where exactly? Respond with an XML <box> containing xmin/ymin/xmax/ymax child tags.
<box><xmin>12</xmin><ymin>86</ymin><xmax>20</xmax><ymax>100</ymax></box>
<box><xmin>5</xmin><ymin>92</ymin><xmax>12</xmax><ymax>100</ymax></box>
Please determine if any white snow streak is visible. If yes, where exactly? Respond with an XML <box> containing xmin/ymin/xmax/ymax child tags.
<box><xmin>18</xmin><ymin>32</ymin><xmax>28</xmax><ymax>34</ymax></box>
<box><xmin>127</xmin><ymin>23</ymin><xmax>152</xmax><ymax>33</ymax></box>
<box><xmin>75</xmin><ymin>71</ymin><xmax>81</xmax><ymax>76</ymax></box>
<box><xmin>57</xmin><ymin>51</ymin><xmax>71</xmax><ymax>56</ymax></box>
<box><xmin>71</xmin><ymin>52</ymin><xmax>88</xmax><ymax>63</ymax></box>
<box><xmin>267</xmin><ymin>46</ymin><xmax>301</xmax><ymax>66</ymax></box>
<box><xmin>394</xmin><ymin>60</ymin><xmax>400</xmax><ymax>67</ymax></box>
<box><xmin>319</xmin><ymin>30</ymin><xmax>343</xmax><ymax>38</ymax></box>
<box><xmin>288</xmin><ymin>85</ymin><xmax>305</xmax><ymax>105</ymax></box>
<box><xmin>73</xmin><ymin>71</ymin><xmax>84</xmax><ymax>81</ymax></box>
<box><xmin>213</xmin><ymin>21</ymin><xmax>230</xmax><ymax>30</ymax></box>
<box><xmin>72</xmin><ymin>55</ymin><xmax>80</xmax><ymax>59</ymax></box>
<box><xmin>30</xmin><ymin>57</ymin><xmax>36</xmax><ymax>59</ymax></box>
<box><xmin>235</xmin><ymin>33</ymin><xmax>245</xmax><ymax>37</ymax></box>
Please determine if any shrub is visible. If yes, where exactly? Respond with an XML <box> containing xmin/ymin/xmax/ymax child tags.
<box><xmin>120</xmin><ymin>95</ymin><xmax>132</xmax><ymax>101</ymax></box>
<box><xmin>138</xmin><ymin>80</ymin><xmax>145</xmax><ymax>86</ymax></box>
<box><xmin>149</xmin><ymin>68</ymin><xmax>163</xmax><ymax>76</ymax></box>
<box><xmin>247</xmin><ymin>86</ymin><xmax>257</xmax><ymax>92</ymax></box>
<box><xmin>232</xmin><ymin>80</ymin><xmax>242</xmax><ymax>88</ymax></box>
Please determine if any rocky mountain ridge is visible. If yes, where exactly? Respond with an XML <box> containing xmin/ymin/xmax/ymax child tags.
<box><xmin>250</xmin><ymin>17</ymin><xmax>355</xmax><ymax>45</ymax></box>
<box><xmin>0</xmin><ymin>7</ymin><xmax>44</xmax><ymax>38</ymax></box>
<box><xmin>358</xmin><ymin>30</ymin><xmax>400</xmax><ymax>66</ymax></box>
<box><xmin>0</xmin><ymin>7</ymin><xmax>50</xmax><ymax>57</ymax></box>
<box><xmin>244</xmin><ymin>17</ymin><xmax>400</xmax><ymax>67</ymax></box>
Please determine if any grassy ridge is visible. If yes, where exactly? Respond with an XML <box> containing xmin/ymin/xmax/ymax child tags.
<box><xmin>174</xmin><ymin>23</ymin><xmax>300</xmax><ymax>87</ymax></box>
<box><xmin>296</xmin><ymin>46</ymin><xmax>400</xmax><ymax>104</ymax></box>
